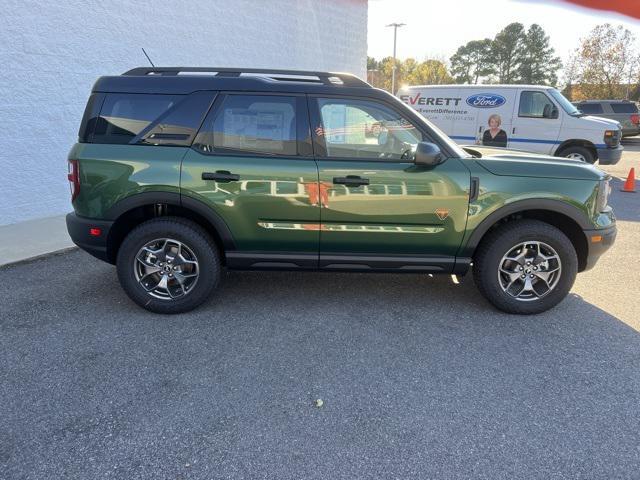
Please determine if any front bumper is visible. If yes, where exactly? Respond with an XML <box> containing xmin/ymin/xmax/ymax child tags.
<box><xmin>597</xmin><ymin>145</ymin><xmax>623</xmax><ymax>165</ymax></box>
<box><xmin>582</xmin><ymin>224</ymin><xmax>617</xmax><ymax>271</ymax></box>
<box><xmin>66</xmin><ymin>213</ymin><xmax>114</xmax><ymax>263</ymax></box>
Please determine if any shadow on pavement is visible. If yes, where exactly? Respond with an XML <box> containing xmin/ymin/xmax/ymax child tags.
<box><xmin>1</xmin><ymin>251</ymin><xmax>640</xmax><ymax>479</ymax></box>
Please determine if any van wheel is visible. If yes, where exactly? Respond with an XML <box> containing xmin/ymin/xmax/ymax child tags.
<box><xmin>472</xmin><ymin>220</ymin><xmax>577</xmax><ymax>315</ymax></box>
<box><xmin>560</xmin><ymin>146</ymin><xmax>595</xmax><ymax>164</ymax></box>
<box><xmin>116</xmin><ymin>217</ymin><xmax>220</xmax><ymax>314</ymax></box>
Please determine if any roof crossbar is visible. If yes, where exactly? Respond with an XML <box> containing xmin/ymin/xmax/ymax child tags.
<box><xmin>122</xmin><ymin>67</ymin><xmax>370</xmax><ymax>88</ymax></box>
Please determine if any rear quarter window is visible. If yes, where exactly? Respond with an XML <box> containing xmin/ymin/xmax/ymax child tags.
<box><xmin>90</xmin><ymin>92</ymin><xmax>215</xmax><ymax>146</ymax></box>
<box><xmin>610</xmin><ymin>103</ymin><xmax>638</xmax><ymax>114</ymax></box>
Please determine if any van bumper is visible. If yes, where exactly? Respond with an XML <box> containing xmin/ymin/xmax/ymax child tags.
<box><xmin>597</xmin><ymin>145</ymin><xmax>623</xmax><ymax>165</ymax></box>
<box><xmin>66</xmin><ymin>213</ymin><xmax>114</xmax><ymax>263</ymax></box>
<box><xmin>582</xmin><ymin>224</ymin><xmax>617</xmax><ymax>271</ymax></box>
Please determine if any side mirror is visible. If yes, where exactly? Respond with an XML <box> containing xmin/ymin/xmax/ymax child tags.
<box><xmin>414</xmin><ymin>142</ymin><xmax>443</xmax><ymax>166</ymax></box>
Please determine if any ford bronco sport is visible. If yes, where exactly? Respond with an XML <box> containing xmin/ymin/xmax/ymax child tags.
<box><xmin>66</xmin><ymin>67</ymin><xmax>616</xmax><ymax>315</ymax></box>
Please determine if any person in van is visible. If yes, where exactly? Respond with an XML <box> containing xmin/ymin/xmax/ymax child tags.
<box><xmin>482</xmin><ymin>114</ymin><xmax>508</xmax><ymax>147</ymax></box>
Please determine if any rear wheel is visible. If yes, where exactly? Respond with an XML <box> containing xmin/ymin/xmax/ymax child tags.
<box><xmin>559</xmin><ymin>145</ymin><xmax>595</xmax><ymax>164</ymax></box>
<box><xmin>116</xmin><ymin>217</ymin><xmax>220</xmax><ymax>314</ymax></box>
<box><xmin>473</xmin><ymin>220</ymin><xmax>577</xmax><ymax>314</ymax></box>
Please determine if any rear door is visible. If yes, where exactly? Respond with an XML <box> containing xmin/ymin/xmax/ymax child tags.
<box><xmin>510</xmin><ymin>89</ymin><xmax>562</xmax><ymax>154</ymax></box>
<box><xmin>609</xmin><ymin>102</ymin><xmax>639</xmax><ymax>134</ymax></box>
<box><xmin>181</xmin><ymin>93</ymin><xmax>320</xmax><ymax>268</ymax></box>
<box><xmin>468</xmin><ymin>89</ymin><xmax>517</xmax><ymax>148</ymax></box>
<box><xmin>309</xmin><ymin>95</ymin><xmax>470</xmax><ymax>271</ymax></box>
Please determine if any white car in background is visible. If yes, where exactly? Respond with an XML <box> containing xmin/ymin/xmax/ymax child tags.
<box><xmin>397</xmin><ymin>84</ymin><xmax>623</xmax><ymax>164</ymax></box>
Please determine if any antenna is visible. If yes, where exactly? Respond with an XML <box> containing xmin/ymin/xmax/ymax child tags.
<box><xmin>141</xmin><ymin>48</ymin><xmax>155</xmax><ymax>67</ymax></box>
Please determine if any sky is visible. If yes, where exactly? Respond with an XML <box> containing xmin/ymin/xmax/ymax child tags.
<box><xmin>367</xmin><ymin>0</ymin><xmax>640</xmax><ymax>76</ymax></box>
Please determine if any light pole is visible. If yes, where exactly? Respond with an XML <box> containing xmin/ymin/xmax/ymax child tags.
<box><xmin>386</xmin><ymin>22</ymin><xmax>405</xmax><ymax>94</ymax></box>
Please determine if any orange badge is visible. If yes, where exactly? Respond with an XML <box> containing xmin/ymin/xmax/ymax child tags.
<box><xmin>435</xmin><ymin>208</ymin><xmax>449</xmax><ymax>220</ymax></box>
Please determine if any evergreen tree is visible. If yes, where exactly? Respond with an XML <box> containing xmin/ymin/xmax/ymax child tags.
<box><xmin>518</xmin><ymin>24</ymin><xmax>561</xmax><ymax>85</ymax></box>
<box><xmin>491</xmin><ymin>23</ymin><xmax>526</xmax><ymax>83</ymax></box>
<box><xmin>450</xmin><ymin>39</ymin><xmax>493</xmax><ymax>84</ymax></box>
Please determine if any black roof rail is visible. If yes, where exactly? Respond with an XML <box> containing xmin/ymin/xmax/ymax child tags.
<box><xmin>122</xmin><ymin>67</ymin><xmax>371</xmax><ymax>88</ymax></box>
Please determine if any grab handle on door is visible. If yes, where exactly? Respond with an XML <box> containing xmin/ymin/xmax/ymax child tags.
<box><xmin>333</xmin><ymin>175</ymin><xmax>369</xmax><ymax>187</ymax></box>
<box><xmin>202</xmin><ymin>171</ymin><xmax>240</xmax><ymax>183</ymax></box>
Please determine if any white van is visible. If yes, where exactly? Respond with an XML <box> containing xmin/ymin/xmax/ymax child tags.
<box><xmin>397</xmin><ymin>85</ymin><xmax>623</xmax><ymax>164</ymax></box>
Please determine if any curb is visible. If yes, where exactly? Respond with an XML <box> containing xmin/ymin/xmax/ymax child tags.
<box><xmin>0</xmin><ymin>246</ymin><xmax>79</xmax><ymax>270</ymax></box>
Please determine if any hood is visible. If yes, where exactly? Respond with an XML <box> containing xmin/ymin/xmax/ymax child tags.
<box><xmin>578</xmin><ymin>115</ymin><xmax>621</xmax><ymax>130</ymax></box>
<box><xmin>462</xmin><ymin>145</ymin><xmax>606</xmax><ymax>181</ymax></box>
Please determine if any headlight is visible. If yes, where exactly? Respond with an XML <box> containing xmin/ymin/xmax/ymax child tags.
<box><xmin>603</xmin><ymin>129</ymin><xmax>620</xmax><ymax>147</ymax></box>
<box><xmin>596</xmin><ymin>178</ymin><xmax>611</xmax><ymax>212</ymax></box>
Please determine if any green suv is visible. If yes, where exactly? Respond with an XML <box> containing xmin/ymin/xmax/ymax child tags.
<box><xmin>66</xmin><ymin>67</ymin><xmax>616</xmax><ymax>314</ymax></box>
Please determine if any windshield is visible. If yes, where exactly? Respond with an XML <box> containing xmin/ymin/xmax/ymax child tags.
<box><xmin>549</xmin><ymin>89</ymin><xmax>581</xmax><ymax>116</ymax></box>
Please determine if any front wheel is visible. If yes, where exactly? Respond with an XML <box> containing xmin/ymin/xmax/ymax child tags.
<box><xmin>116</xmin><ymin>217</ymin><xmax>221</xmax><ymax>314</ymax></box>
<box><xmin>559</xmin><ymin>145</ymin><xmax>595</xmax><ymax>164</ymax></box>
<box><xmin>473</xmin><ymin>220</ymin><xmax>578</xmax><ymax>314</ymax></box>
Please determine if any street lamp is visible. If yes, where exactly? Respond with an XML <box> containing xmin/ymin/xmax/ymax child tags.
<box><xmin>386</xmin><ymin>22</ymin><xmax>405</xmax><ymax>95</ymax></box>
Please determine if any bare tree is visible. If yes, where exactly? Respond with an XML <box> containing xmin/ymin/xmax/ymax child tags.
<box><xmin>571</xmin><ymin>24</ymin><xmax>640</xmax><ymax>100</ymax></box>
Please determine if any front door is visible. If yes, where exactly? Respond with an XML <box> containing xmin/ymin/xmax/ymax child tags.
<box><xmin>181</xmin><ymin>93</ymin><xmax>320</xmax><ymax>268</ymax></box>
<box><xmin>510</xmin><ymin>89</ymin><xmax>562</xmax><ymax>154</ymax></box>
<box><xmin>309</xmin><ymin>95</ymin><xmax>470</xmax><ymax>271</ymax></box>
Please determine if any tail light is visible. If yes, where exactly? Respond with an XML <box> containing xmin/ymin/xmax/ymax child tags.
<box><xmin>68</xmin><ymin>159</ymin><xmax>80</xmax><ymax>202</ymax></box>
<box><xmin>631</xmin><ymin>114</ymin><xmax>639</xmax><ymax>125</ymax></box>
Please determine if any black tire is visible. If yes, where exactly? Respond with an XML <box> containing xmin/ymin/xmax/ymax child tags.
<box><xmin>472</xmin><ymin>220</ymin><xmax>578</xmax><ymax>315</ymax></box>
<box><xmin>116</xmin><ymin>217</ymin><xmax>221</xmax><ymax>314</ymax></box>
<box><xmin>559</xmin><ymin>145</ymin><xmax>595</xmax><ymax>164</ymax></box>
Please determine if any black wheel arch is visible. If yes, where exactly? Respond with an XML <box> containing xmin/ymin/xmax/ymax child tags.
<box><xmin>104</xmin><ymin>192</ymin><xmax>236</xmax><ymax>264</ymax></box>
<box><xmin>461</xmin><ymin>199</ymin><xmax>591</xmax><ymax>272</ymax></box>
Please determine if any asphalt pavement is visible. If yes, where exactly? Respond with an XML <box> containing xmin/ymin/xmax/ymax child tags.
<box><xmin>1</xmin><ymin>147</ymin><xmax>639</xmax><ymax>479</ymax></box>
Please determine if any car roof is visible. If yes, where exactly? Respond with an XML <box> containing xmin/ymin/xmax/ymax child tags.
<box><xmin>576</xmin><ymin>99</ymin><xmax>634</xmax><ymax>103</ymax></box>
<box><xmin>93</xmin><ymin>67</ymin><xmax>381</xmax><ymax>97</ymax></box>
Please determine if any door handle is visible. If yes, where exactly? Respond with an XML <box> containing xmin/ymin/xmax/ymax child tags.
<box><xmin>512</xmin><ymin>127</ymin><xmax>516</xmax><ymax>135</ymax></box>
<box><xmin>333</xmin><ymin>175</ymin><xmax>369</xmax><ymax>187</ymax></box>
<box><xmin>202</xmin><ymin>170</ymin><xmax>240</xmax><ymax>183</ymax></box>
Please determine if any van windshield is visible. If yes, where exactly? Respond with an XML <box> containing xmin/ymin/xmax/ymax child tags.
<box><xmin>549</xmin><ymin>89</ymin><xmax>581</xmax><ymax>116</ymax></box>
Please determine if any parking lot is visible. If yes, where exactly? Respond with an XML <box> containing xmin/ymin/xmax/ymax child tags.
<box><xmin>2</xmin><ymin>144</ymin><xmax>639</xmax><ymax>479</ymax></box>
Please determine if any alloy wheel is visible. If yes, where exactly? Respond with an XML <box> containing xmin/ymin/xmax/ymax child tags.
<box><xmin>134</xmin><ymin>238</ymin><xmax>199</xmax><ymax>300</ymax></box>
<box><xmin>566</xmin><ymin>152</ymin><xmax>587</xmax><ymax>162</ymax></box>
<box><xmin>497</xmin><ymin>241</ymin><xmax>562</xmax><ymax>302</ymax></box>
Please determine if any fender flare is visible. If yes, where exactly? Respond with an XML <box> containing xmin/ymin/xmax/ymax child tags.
<box><xmin>460</xmin><ymin>198</ymin><xmax>591</xmax><ymax>257</ymax></box>
<box><xmin>105</xmin><ymin>191</ymin><xmax>236</xmax><ymax>250</ymax></box>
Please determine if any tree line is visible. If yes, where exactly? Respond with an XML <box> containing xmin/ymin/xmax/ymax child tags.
<box><xmin>367</xmin><ymin>23</ymin><xmax>639</xmax><ymax>101</ymax></box>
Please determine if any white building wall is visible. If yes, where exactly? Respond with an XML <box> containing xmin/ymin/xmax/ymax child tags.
<box><xmin>0</xmin><ymin>0</ymin><xmax>367</xmax><ymax>225</ymax></box>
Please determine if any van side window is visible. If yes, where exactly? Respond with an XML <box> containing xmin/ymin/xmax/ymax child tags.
<box><xmin>577</xmin><ymin>103</ymin><xmax>604</xmax><ymax>114</ymax></box>
<box><xmin>315</xmin><ymin>98</ymin><xmax>424</xmax><ymax>160</ymax></box>
<box><xmin>194</xmin><ymin>95</ymin><xmax>298</xmax><ymax>156</ymax></box>
<box><xmin>610</xmin><ymin>103</ymin><xmax>638</xmax><ymax>114</ymax></box>
<box><xmin>518</xmin><ymin>91</ymin><xmax>556</xmax><ymax>118</ymax></box>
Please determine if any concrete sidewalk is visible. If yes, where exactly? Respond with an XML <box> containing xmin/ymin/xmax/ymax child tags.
<box><xmin>0</xmin><ymin>215</ymin><xmax>75</xmax><ymax>267</ymax></box>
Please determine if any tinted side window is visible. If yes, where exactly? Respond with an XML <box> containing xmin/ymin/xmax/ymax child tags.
<box><xmin>139</xmin><ymin>91</ymin><xmax>216</xmax><ymax>146</ymax></box>
<box><xmin>610</xmin><ymin>103</ymin><xmax>638</xmax><ymax>114</ymax></box>
<box><xmin>78</xmin><ymin>93</ymin><xmax>105</xmax><ymax>143</ymax></box>
<box><xmin>518</xmin><ymin>91</ymin><xmax>555</xmax><ymax>118</ymax></box>
<box><xmin>316</xmin><ymin>98</ymin><xmax>423</xmax><ymax>160</ymax></box>
<box><xmin>577</xmin><ymin>103</ymin><xmax>604</xmax><ymax>114</ymax></box>
<box><xmin>194</xmin><ymin>95</ymin><xmax>297</xmax><ymax>156</ymax></box>
<box><xmin>93</xmin><ymin>94</ymin><xmax>180</xmax><ymax>144</ymax></box>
